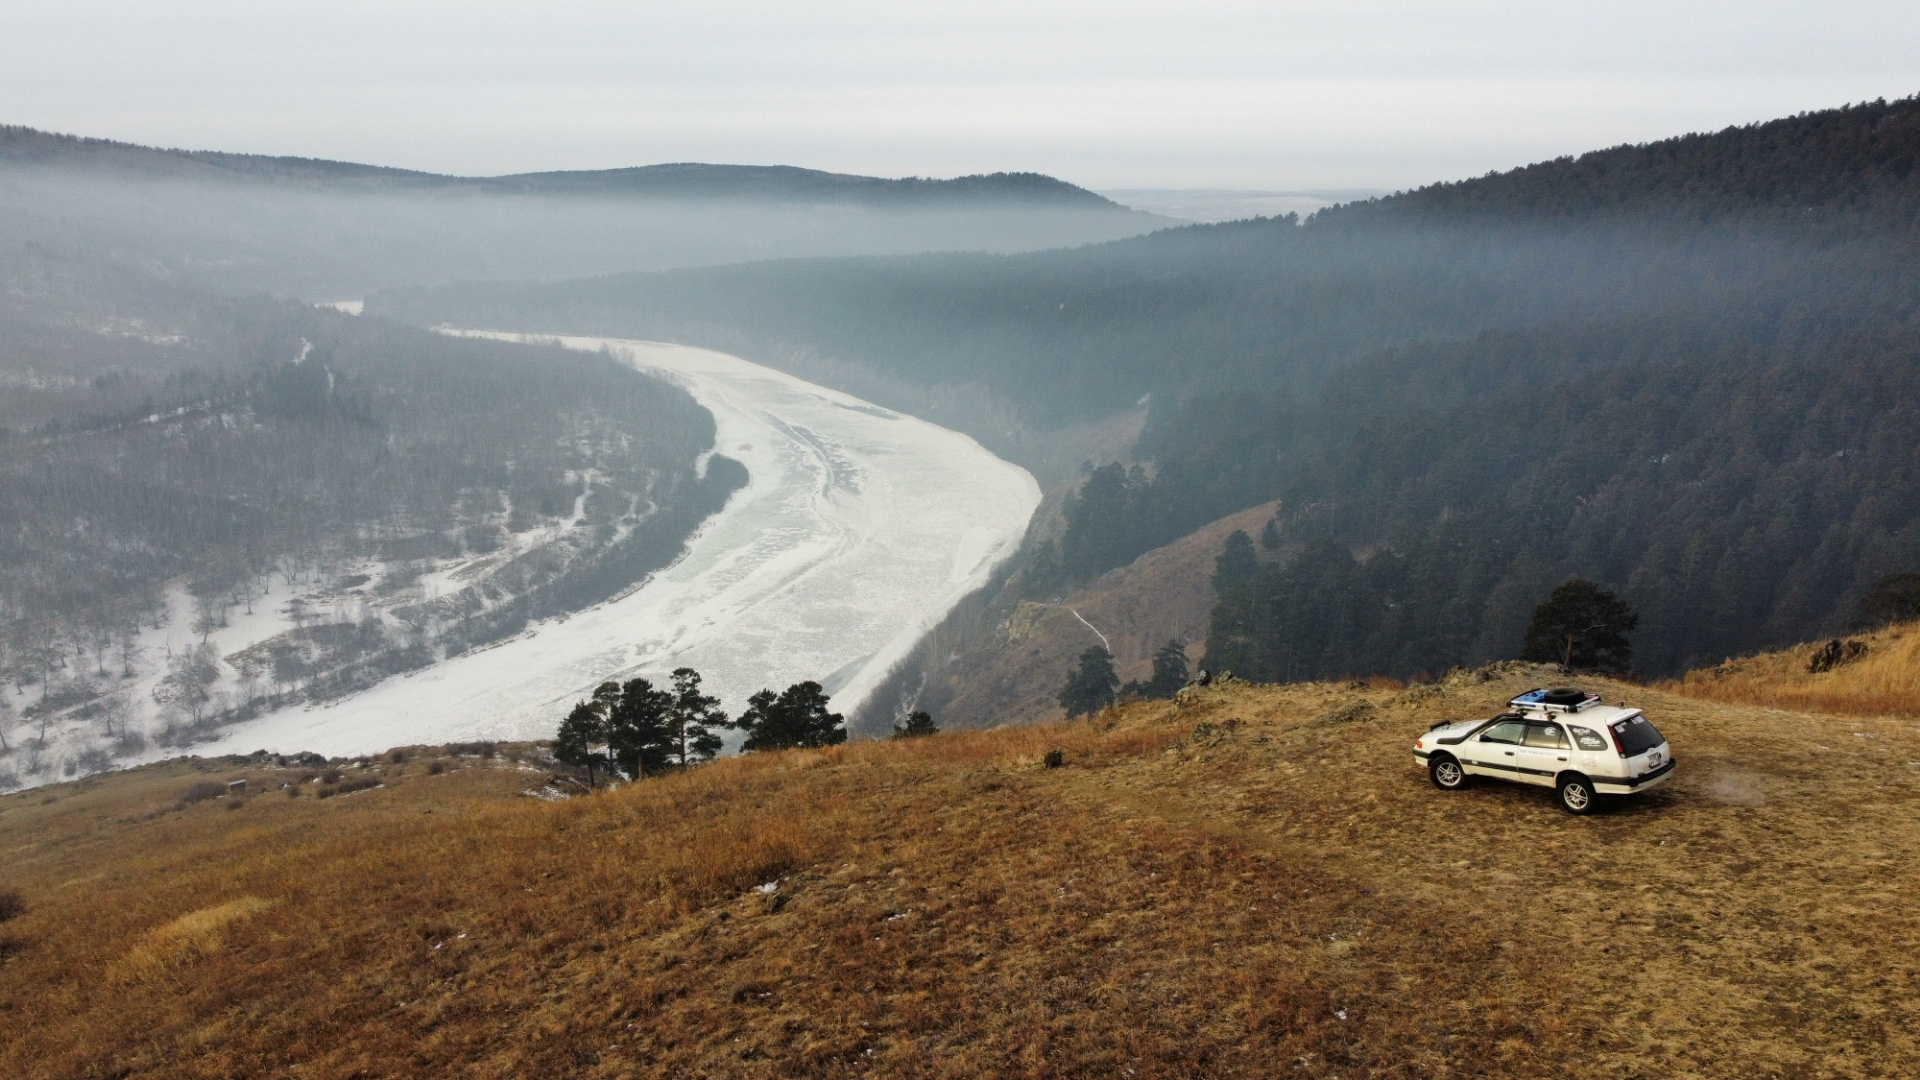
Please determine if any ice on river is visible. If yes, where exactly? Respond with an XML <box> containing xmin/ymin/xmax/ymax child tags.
<box><xmin>186</xmin><ymin>337</ymin><xmax>1040</xmax><ymax>757</ymax></box>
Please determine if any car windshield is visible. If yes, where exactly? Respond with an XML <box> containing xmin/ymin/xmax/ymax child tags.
<box><xmin>1611</xmin><ymin>715</ymin><xmax>1666</xmax><ymax>756</ymax></box>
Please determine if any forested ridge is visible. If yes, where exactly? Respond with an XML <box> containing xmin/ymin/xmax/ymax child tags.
<box><xmin>377</xmin><ymin>97</ymin><xmax>1920</xmax><ymax>679</ymax></box>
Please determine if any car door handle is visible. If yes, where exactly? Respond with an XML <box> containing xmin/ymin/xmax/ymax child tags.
<box><xmin>1503</xmin><ymin>751</ymin><xmax>1514</xmax><ymax>756</ymax></box>
<box><xmin>1557</xmin><ymin>756</ymin><xmax>1568</xmax><ymax>761</ymax></box>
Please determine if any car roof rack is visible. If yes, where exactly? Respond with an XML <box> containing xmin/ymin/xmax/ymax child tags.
<box><xmin>1508</xmin><ymin>687</ymin><xmax>1601</xmax><ymax>713</ymax></box>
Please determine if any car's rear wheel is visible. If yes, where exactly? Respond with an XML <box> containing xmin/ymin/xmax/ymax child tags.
<box><xmin>1557</xmin><ymin>774</ymin><xmax>1596</xmax><ymax>815</ymax></box>
<box><xmin>1429</xmin><ymin>755</ymin><xmax>1466</xmax><ymax>790</ymax></box>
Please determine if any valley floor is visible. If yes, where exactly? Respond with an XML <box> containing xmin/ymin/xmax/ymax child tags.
<box><xmin>2</xmin><ymin>662</ymin><xmax>1915</xmax><ymax>1078</ymax></box>
<box><xmin>185</xmin><ymin>337</ymin><xmax>1038</xmax><ymax>755</ymax></box>
<box><xmin>2</xmin><ymin>339</ymin><xmax>1038</xmax><ymax>780</ymax></box>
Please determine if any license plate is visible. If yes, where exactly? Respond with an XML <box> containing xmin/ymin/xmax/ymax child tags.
<box><xmin>1647</xmin><ymin>753</ymin><xmax>1663</xmax><ymax>769</ymax></box>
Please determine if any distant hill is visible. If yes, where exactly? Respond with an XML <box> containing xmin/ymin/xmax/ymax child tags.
<box><xmin>0</xmin><ymin>126</ymin><xmax>1123</xmax><ymax>208</ymax></box>
<box><xmin>0</xmin><ymin>127</ymin><xmax>1164</xmax><ymax>296</ymax></box>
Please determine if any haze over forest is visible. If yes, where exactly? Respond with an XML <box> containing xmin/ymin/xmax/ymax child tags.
<box><xmin>3</xmin><ymin>94</ymin><xmax>1920</xmax><ymax>784</ymax></box>
<box><xmin>5</xmin><ymin>0</ymin><xmax>1920</xmax><ymax>1067</ymax></box>
<box><xmin>380</xmin><ymin>99</ymin><xmax>1920</xmax><ymax>703</ymax></box>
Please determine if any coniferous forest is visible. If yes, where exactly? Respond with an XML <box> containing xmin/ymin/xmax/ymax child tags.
<box><xmin>379</xmin><ymin>98</ymin><xmax>1920</xmax><ymax>678</ymax></box>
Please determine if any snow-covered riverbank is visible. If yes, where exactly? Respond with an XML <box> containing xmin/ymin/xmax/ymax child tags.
<box><xmin>148</xmin><ymin>337</ymin><xmax>1037</xmax><ymax>758</ymax></box>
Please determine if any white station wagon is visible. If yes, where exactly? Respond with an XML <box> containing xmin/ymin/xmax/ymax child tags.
<box><xmin>1413</xmin><ymin>687</ymin><xmax>1675</xmax><ymax>814</ymax></box>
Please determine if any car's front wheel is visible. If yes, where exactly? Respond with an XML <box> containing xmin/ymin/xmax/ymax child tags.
<box><xmin>1557</xmin><ymin>774</ymin><xmax>1597</xmax><ymax>815</ymax></box>
<box><xmin>1429</xmin><ymin>755</ymin><xmax>1467</xmax><ymax>791</ymax></box>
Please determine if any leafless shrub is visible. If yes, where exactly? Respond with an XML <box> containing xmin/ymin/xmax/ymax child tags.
<box><xmin>316</xmin><ymin>775</ymin><xmax>380</xmax><ymax>800</ymax></box>
<box><xmin>175</xmin><ymin>781</ymin><xmax>224</xmax><ymax>808</ymax></box>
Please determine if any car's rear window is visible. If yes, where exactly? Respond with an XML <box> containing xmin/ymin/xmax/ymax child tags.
<box><xmin>1611</xmin><ymin>714</ymin><xmax>1666</xmax><ymax>756</ymax></box>
<box><xmin>1566</xmin><ymin>725</ymin><xmax>1610</xmax><ymax>751</ymax></box>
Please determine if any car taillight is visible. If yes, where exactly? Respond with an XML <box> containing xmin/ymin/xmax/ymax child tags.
<box><xmin>1416</xmin><ymin>739</ymin><xmax>1424</xmax><ymax>749</ymax></box>
<box><xmin>1610</xmin><ymin>729</ymin><xmax>1625</xmax><ymax>755</ymax></box>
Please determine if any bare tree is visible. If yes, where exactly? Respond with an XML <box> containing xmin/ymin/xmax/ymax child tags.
<box><xmin>24</xmin><ymin>622</ymin><xmax>66</xmax><ymax>692</ymax></box>
<box><xmin>192</xmin><ymin>591</ymin><xmax>224</xmax><ymax>643</ymax></box>
<box><xmin>231</xmin><ymin>574</ymin><xmax>261</xmax><ymax>617</ymax></box>
<box><xmin>87</xmin><ymin>612</ymin><xmax>115</xmax><ymax>676</ymax></box>
<box><xmin>96</xmin><ymin>690</ymin><xmax>128</xmax><ymax>739</ymax></box>
<box><xmin>115</xmin><ymin>619</ymin><xmax>144</xmax><ymax>678</ymax></box>
<box><xmin>233</xmin><ymin>655</ymin><xmax>266</xmax><ymax>709</ymax></box>
<box><xmin>152</xmin><ymin>643</ymin><xmax>221</xmax><ymax>725</ymax></box>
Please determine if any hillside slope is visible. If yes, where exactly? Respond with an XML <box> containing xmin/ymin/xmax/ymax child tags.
<box><xmin>1663</xmin><ymin>617</ymin><xmax>1920</xmax><ymax>717</ymax></box>
<box><xmin>4</xmin><ymin>662</ymin><xmax>1916</xmax><ymax>1078</ymax></box>
<box><xmin>901</xmin><ymin>502</ymin><xmax>1279</xmax><ymax>730</ymax></box>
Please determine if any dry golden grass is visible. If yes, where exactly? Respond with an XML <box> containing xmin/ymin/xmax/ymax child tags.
<box><xmin>1662</xmin><ymin>618</ymin><xmax>1920</xmax><ymax>717</ymax></box>
<box><xmin>115</xmin><ymin>895</ymin><xmax>278</xmax><ymax>981</ymax></box>
<box><xmin>2</xmin><ymin>669</ymin><xmax>1918</xmax><ymax>1078</ymax></box>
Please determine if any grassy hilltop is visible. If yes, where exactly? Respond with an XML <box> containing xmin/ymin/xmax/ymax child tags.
<box><xmin>2</xmin><ymin>637</ymin><xmax>1918</xmax><ymax>1078</ymax></box>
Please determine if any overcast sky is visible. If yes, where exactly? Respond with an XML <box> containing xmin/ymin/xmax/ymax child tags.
<box><xmin>3</xmin><ymin>1</ymin><xmax>1915</xmax><ymax>191</ymax></box>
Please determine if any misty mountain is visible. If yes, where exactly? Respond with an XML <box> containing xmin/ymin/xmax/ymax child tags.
<box><xmin>376</xmin><ymin>97</ymin><xmax>1920</xmax><ymax>680</ymax></box>
<box><xmin>1</xmin><ymin>127</ymin><xmax>1120</xmax><ymax>207</ymax></box>
<box><xmin>0</xmin><ymin>126</ymin><xmax>1166</xmax><ymax>297</ymax></box>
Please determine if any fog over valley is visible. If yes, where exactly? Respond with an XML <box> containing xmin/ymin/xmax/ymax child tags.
<box><xmin>3</xmin><ymin>16</ymin><xmax>1920</xmax><ymax>1069</ymax></box>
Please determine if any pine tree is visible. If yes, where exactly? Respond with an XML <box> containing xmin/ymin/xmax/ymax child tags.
<box><xmin>892</xmin><ymin>710</ymin><xmax>938</xmax><ymax>739</ymax></box>
<box><xmin>1212</xmin><ymin>530</ymin><xmax>1260</xmax><ymax>596</ymax></box>
<box><xmin>666</xmin><ymin>667</ymin><xmax>727</xmax><ymax>765</ymax></box>
<box><xmin>1145</xmin><ymin>640</ymin><xmax>1190</xmax><ymax>698</ymax></box>
<box><xmin>738</xmin><ymin>681</ymin><xmax>846</xmax><ymax>751</ymax></box>
<box><xmin>1520</xmin><ymin>579</ymin><xmax>1638</xmax><ymax>674</ymax></box>
<box><xmin>554</xmin><ymin>680</ymin><xmax>619</xmax><ymax>787</ymax></box>
<box><xmin>1854</xmin><ymin>571</ymin><xmax>1920</xmax><ymax>629</ymax></box>
<box><xmin>1260</xmin><ymin>516</ymin><xmax>1282</xmax><ymax>550</ymax></box>
<box><xmin>1058</xmin><ymin>646</ymin><xmax>1119</xmax><ymax>718</ymax></box>
<box><xmin>607</xmin><ymin>677</ymin><xmax>673</xmax><ymax>779</ymax></box>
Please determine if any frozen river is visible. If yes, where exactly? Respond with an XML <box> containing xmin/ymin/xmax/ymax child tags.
<box><xmin>189</xmin><ymin>337</ymin><xmax>1040</xmax><ymax>757</ymax></box>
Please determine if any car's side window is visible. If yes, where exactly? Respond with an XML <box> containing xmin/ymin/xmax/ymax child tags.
<box><xmin>1523</xmin><ymin>723</ymin><xmax>1566</xmax><ymax>749</ymax></box>
<box><xmin>1566</xmin><ymin>725</ymin><xmax>1610</xmax><ymax>751</ymax></box>
<box><xmin>1480</xmin><ymin>720</ymin><xmax>1526</xmax><ymax>744</ymax></box>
